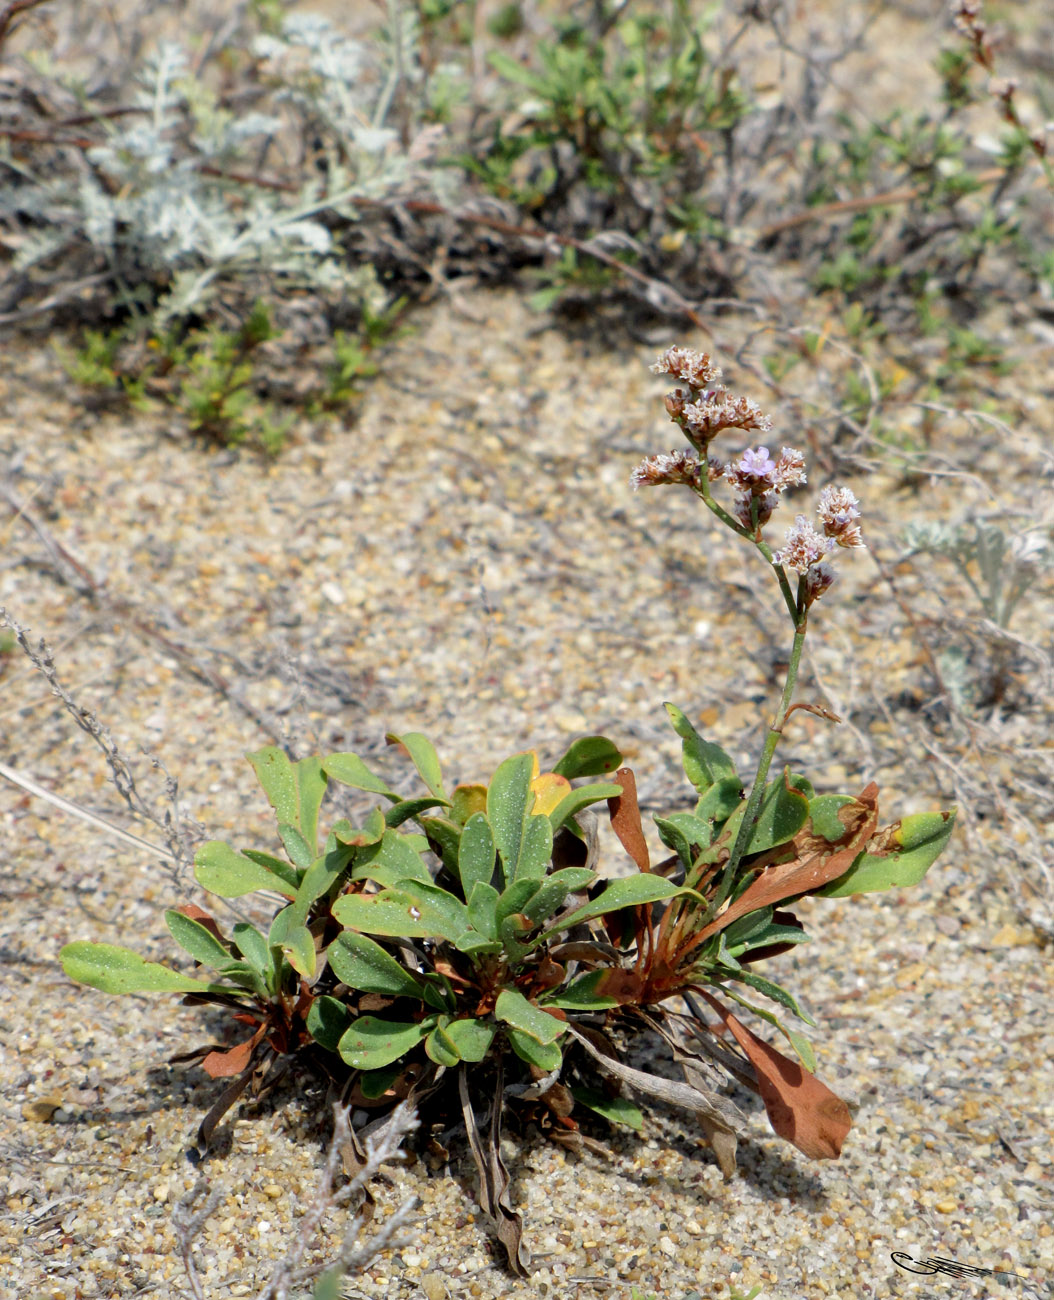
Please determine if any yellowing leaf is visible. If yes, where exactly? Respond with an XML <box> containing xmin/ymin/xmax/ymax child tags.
<box><xmin>530</xmin><ymin>771</ymin><xmax>572</xmax><ymax>817</ymax></box>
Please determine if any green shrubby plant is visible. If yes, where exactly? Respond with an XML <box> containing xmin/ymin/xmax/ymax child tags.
<box><xmin>61</xmin><ymin>351</ymin><xmax>955</xmax><ymax>1273</ymax></box>
<box><xmin>56</xmin><ymin>293</ymin><xmax>407</xmax><ymax>451</ymax></box>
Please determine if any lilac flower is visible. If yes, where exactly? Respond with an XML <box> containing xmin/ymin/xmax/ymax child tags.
<box><xmin>630</xmin><ymin>449</ymin><xmax>702</xmax><ymax>490</ymax></box>
<box><xmin>650</xmin><ymin>347</ymin><xmax>722</xmax><ymax>390</ymax></box>
<box><xmin>773</xmin><ymin>515</ymin><xmax>835</xmax><ymax>574</ymax></box>
<box><xmin>817</xmin><ymin>486</ymin><xmax>865</xmax><ymax>549</ymax></box>
<box><xmin>727</xmin><ymin>445</ymin><xmax>778</xmax><ymax>487</ymax></box>
<box><xmin>726</xmin><ymin>444</ymin><xmax>803</xmax><ymax>490</ymax></box>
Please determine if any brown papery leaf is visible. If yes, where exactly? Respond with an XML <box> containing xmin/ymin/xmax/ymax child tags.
<box><xmin>459</xmin><ymin>1064</ymin><xmax>530</xmax><ymax>1276</ymax></box>
<box><xmin>201</xmin><ymin>1023</ymin><xmax>266</xmax><ymax>1079</ymax></box>
<box><xmin>689</xmin><ymin>783</ymin><xmax>879</xmax><ymax>948</ymax></box>
<box><xmin>699</xmin><ymin>992</ymin><xmax>851</xmax><ymax>1159</ymax></box>
<box><xmin>608</xmin><ymin>767</ymin><xmax>651</xmax><ymax>872</ymax></box>
<box><xmin>699</xmin><ymin>1115</ymin><xmax>739</xmax><ymax>1178</ymax></box>
<box><xmin>194</xmin><ymin>1054</ymin><xmax>263</xmax><ymax>1156</ymax></box>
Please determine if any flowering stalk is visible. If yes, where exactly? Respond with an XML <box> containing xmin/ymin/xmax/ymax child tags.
<box><xmin>634</xmin><ymin>347</ymin><xmax>867</xmax><ymax>921</ymax></box>
<box><xmin>951</xmin><ymin>0</ymin><xmax>1054</xmax><ymax>191</ymax></box>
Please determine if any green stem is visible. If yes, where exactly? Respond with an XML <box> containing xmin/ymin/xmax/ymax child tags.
<box><xmin>694</xmin><ymin>482</ymin><xmax>798</xmax><ymax>618</ymax></box>
<box><xmin>712</xmin><ymin>608</ymin><xmax>808</xmax><ymax>910</ymax></box>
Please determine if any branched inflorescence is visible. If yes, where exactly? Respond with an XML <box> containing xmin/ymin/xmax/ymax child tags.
<box><xmin>634</xmin><ymin>346</ymin><xmax>865</xmax><ymax>610</ymax></box>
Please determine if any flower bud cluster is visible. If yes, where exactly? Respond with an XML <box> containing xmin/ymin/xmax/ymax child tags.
<box><xmin>650</xmin><ymin>347</ymin><xmax>772</xmax><ymax>450</ymax></box>
<box><xmin>772</xmin><ymin>487</ymin><xmax>865</xmax><ymax>603</ymax></box>
<box><xmin>630</xmin><ymin>448</ymin><xmax>703</xmax><ymax>491</ymax></box>
<box><xmin>634</xmin><ymin>347</ymin><xmax>867</xmax><ymax>603</ymax></box>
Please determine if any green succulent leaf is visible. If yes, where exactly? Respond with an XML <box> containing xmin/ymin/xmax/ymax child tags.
<box><xmin>384</xmin><ymin>796</ymin><xmax>450</xmax><ymax>827</ymax></box>
<box><xmin>333</xmin><ymin>884</ymin><xmax>468</xmax><ymax>942</ymax></box>
<box><xmin>818</xmin><ymin>810</ymin><xmax>957</xmax><ymax>897</ymax></box>
<box><xmin>247</xmin><ymin>746</ymin><xmax>299</xmax><ymax>829</ymax></box>
<box><xmin>445</xmin><ymin>1017</ymin><xmax>496</xmax><ymax>1062</ymax></box>
<box><xmin>717</xmin><ymin>984</ymin><xmax>817</xmax><ymax>1069</ymax></box>
<box><xmin>495</xmin><ymin>877</ymin><xmax>541</xmax><ymax>925</ymax></box>
<box><xmin>520</xmin><ymin>868</ymin><xmax>595</xmax><ymax>926</ymax></box>
<box><xmin>322</xmin><ymin>752</ymin><xmax>401</xmax><ymax>802</ymax></box>
<box><xmin>350</xmin><ymin>829</ymin><xmax>432</xmax><ymax>888</ymax></box>
<box><xmin>339</xmin><ymin>1015</ymin><xmax>434</xmax><ymax>1070</ymax></box>
<box><xmin>515</xmin><ymin>810</ymin><xmax>554</xmax><ymax>883</ymax></box>
<box><xmin>419</xmin><ymin>815</ymin><xmax>463</xmax><ymax>875</ymax></box>
<box><xmin>695</xmin><ymin>776</ymin><xmax>746</xmax><ymax>829</ymax></box>
<box><xmin>60</xmin><ymin>942</ymin><xmax>224</xmax><ymax>994</ymax></box>
<box><xmin>665</xmin><ymin>702</ymin><xmax>739</xmax><ymax>795</ymax></box>
<box><xmin>721</xmin><ymin>908</ymin><xmax>810</xmax><ymax>959</ymax></box>
<box><xmin>267</xmin><ymin>908</ymin><xmax>316</xmax><ymax>979</ymax></box>
<box><xmin>306</xmin><ymin>995</ymin><xmax>355</xmax><ymax>1052</ymax></box>
<box><xmin>294</xmin><ymin>756</ymin><xmax>328</xmax><ymax>855</ymax></box>
<box><xmin>292</xmin><ymin>841</ymin><xmax>355</xmax><ymax>922</ymax></box>
<box><xmin>808</xmin><ymin>794</ymin><xmax>859</xmax><ymax>843</ymax></box>
<box><xmin>487</xmin><ymin>753</ymin><xmax>542</xmax><ymax>885</ymax></box>
<box><xmin>552</xmin><ymin>873</ymin><xmax>692</xmax><ymax>933</ymax></box>
<box><xmin>278</xmin><ymin>823</ymin><xmax>314</xmax><ymax>872</ymax></box>
<box><xmin>739</xmin><ymin>771</ymin><xmax>811</xmax><ymax>855</ymax></box>
<box><xmin>652</xmin><ymin>815</ymin><xmax>697</xmax><ymax>873</ymax></box>
<box><xmin>195</xmin><ymin>841</ymin><xmax>296</xmax><ymax>899</ymax></box>
<box><xmin>232</xmin><ymin>922</ymin><xmax>272</xmax><ymax>975</ymax></box>
<box><xmin>543</xmin><ymin>969</ymin><xmax>619</xmax><ymax>1010</ymax></box>
<box><xmin>333</xmin><ymin>808</ymin><xmax>386</xmax><ymax>848</ymax></box>
<box><xmin>494</xmin><ymin>988</ymin><xmax>566</xmax><ymax>1044</ymax></box>
<box><xmin>327</xmin><ymin>930</ymin><xmax>435</xmax><ymax>1003</ymax></box>
<box><xmin>570</xmin><ymin>1085</ymin><xmax>643</xmax><ymax>1131</ymax></box>
<box><xmin>458</xmin><ymin>812</ymin><xmax>497</xmax><ymax>899</ymax></box>
<box><xmin>467</xmin><ymin>880</ymin><xmax>501</xmax><ymax>941</ymax></box>
<box><xmin>453</xmin><ymin>932</ymin><xmax>505</xmax><ymax>957</ymax></box>
<box><xmin>164</xmin><ymin>910</ymin><xmax>233</xmax><ymax>968</ymax></box>
<box><xmin>359</xmin><ymin>1066</ymin><xmax>402</xmax><ymax>1099</ymax></box>
<box><xmin>243</xmin><ymin>750</ymin><xmax>328</xmax><ymax>858</ymax></box>
<box><xmin>548</xmin><ymin>782</ymin><xmax>623</xmax><ymax>835</ymax></box>
<box><xmin>507</xmin><ymin>1028</ymin><xmax>562</xmax><ymax>1072</ymax></box>
<box><xmin>719</xmin><ymin>970</ymin><xmax>816</xmax><ymax>1026</ymax></box>
<box><xmin>241</xmin><ymin>849</ymin><xmax>300</xmax><ymax>893</ymax></box>
<box><xmin>499</xmin><ymin>912</ymin><xmax>533</xmax><ymax>959</ymax></box>
<box><xmin>385</xmin><ymin>731</ymin><xmax>447</xmax><ymax>800</ymax></box>
<box><xmin>425</xmin><ymin>1021</ymin><xmax>461</xmax><ymax>1067</ymax></box>
<box><xmin>551</xmin><ymin>735</ymin><xmax>623</xmax><ymax>779</ymax></box>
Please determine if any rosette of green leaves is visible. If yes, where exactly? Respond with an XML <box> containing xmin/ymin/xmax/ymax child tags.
<box><xmin>318</xmin><ymin>736</ymin><xmax>687</xmax><ymax>1084</ymax></box>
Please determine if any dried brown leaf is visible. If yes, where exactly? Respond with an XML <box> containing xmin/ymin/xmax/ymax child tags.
<box><xmin>608</xmin><ymin>768</ymin><xmax>650</xmax><ymax>872</ymax></box>
<box><xmin>458</xmin><ymin>1065</ymin><xmax>530</xmax><ymax>1276</ymax></box>
<box><xmin>690</xmin><ymin>783</ymin><xmax>879</xmax><ymax>947</ymax></box>
<box><xmin>699</xmin><ymin>993</ymin><xmax>852</xmax><ymax>1160</ymax></box>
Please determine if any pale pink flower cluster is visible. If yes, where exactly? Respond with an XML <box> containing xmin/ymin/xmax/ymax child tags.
<box><xmin>630</xmin><ymin>448</ymin><xmax>702</xmax><ymax>491</ymax></box>
<box><xmin>682</xmin><ymin>392</ymin><xmax>772</xmax><ymax>443</ymax></box>
<box><xmin>817</xmin><ymin>485</ymin><xmax>864</xmax><ymax>549</ymax></box>
<box><xmin>725</xmin><ymin>446</ymin><xmax>806</xmax><ymax>493</ymax></box>
<box><xmin>650</xmin><ymin>346</ymin><xmax>722</xmax><ymax>389</ymax></box>
<box><xmin>773</xmin><ymin>486</ymin><xmax>866</xmax><ymax>602</ymax></box>
<box><xmin>724</xmin><ymin>446</ymin><xmax>807</xmax><ymax>533</ymax></box>
<box><xmin>951</xmin><ymin>0</ymin><xmax>984</xmax><ymax>40</ymax></box>
<box><xmin>634</xmin><ymin>347</ymin><xmax>865</xmax><ymax>603</ymax></box>
<box><xmin>773</xmin><ymin>516</ymin><xmax>834</xmax><ymax>575</ymax></box>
